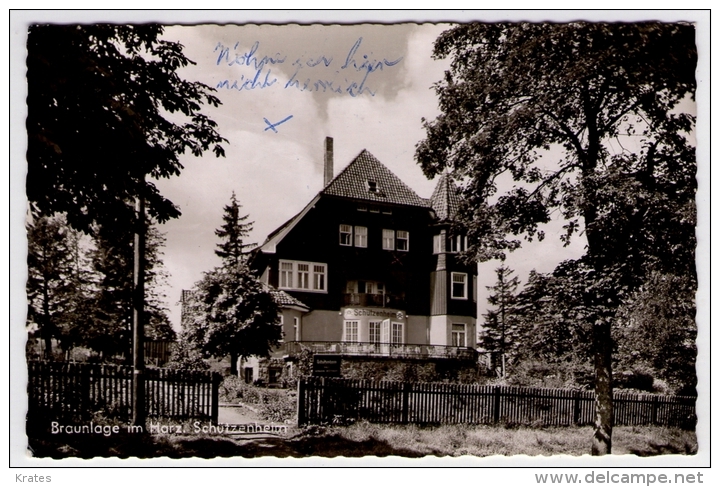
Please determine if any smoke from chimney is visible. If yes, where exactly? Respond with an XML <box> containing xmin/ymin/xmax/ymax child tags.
<box><xmin>324</xmin><ymin>136</ymin><xmax>334</xmax><ymax>187</ymax></box>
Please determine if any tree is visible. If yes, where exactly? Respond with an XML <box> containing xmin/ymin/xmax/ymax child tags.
<box><xmin>26</xmin><ymin>24</ymin><xmax>226</xmax><ymax>233</ymax></box>
<box><xmin>479</xmin><ymin>264</ymin><xmax>520</xmax><ymax>376</ymax></box>
<box><xmin>614</xmin><ymin>271</ymin><xmax>697</xmax><ymax>395</ymax></box>
<box><xmin>510</xmin><ymin>260</ymin><xmax>596</xmax><ymax>387</ymax></box>
<box><xmin>183</xmin><ymin>265</ymin><xmax>282</xmax><ymax>375</ymax></box>
<box><xmin>87</xmin><ymin>224</ymin><xmax>175</xmax><ymax>359</ymax></box>
<box><xmin>26</xmin><ymin>214</ymin><xmax>91</xmax><ymax>358</ymax></box>
<box><xmin>416</xmin><ymin>22</ymin><xmax>696</xmax><ymax>454</ymax></box>
<box><xmin>215</xmin><ymin>192</ymin><xmax>255</xmax><ymax>268</ymax></box>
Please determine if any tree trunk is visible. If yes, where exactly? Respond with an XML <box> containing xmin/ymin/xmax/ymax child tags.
<box><xmin>580</xmin><ymin>95</ymin><xmax>614</xmax><ymax>455</ymax></box>
<box><xmin>132</xmin><ymin>193</ymin><xmax>146</xmax><ymax>427</ymax></box>
<box><xmin>591</xmin><ymin>317</ymin><xmax>613</xmax><ymax>455</ymax></box>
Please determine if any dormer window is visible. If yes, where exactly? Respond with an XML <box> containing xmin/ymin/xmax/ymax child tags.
<box><xmin>366</xmin><ymin>180</ymin><xmax>378</xmax><ymax>193</ymax></box>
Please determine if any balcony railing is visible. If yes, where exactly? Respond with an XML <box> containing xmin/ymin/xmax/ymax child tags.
<box><xmin>285</xmin><ymin>341</ymin><xmax>477</xmax><ymax>361</ymax></box>
<box><xmin>342</xmin><ymin>293</ymin><xmax>405</xmax><ymax>308</ymax></box>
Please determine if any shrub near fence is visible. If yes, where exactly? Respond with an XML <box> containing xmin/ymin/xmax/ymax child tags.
<box><xmin>297</xmin><ymin>378</ymin><xmax>696</xmax><ymax>429</ymax></box>
<box><xmin>27</xmin><ymin>361</ymin><xmax>221</xmax><ymax>424</ymax></box>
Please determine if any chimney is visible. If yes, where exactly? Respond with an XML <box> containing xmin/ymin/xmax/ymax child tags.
<box><xmin>324</xmin><ymin>136</ymin><xmax>334</xmax><ymax>186</ymax></box>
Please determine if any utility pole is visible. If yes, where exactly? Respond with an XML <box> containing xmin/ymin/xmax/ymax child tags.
<box><xmin>131</xmin><ymin>186</ymin><xmax>146</xmax><ymax>427</ymax></box>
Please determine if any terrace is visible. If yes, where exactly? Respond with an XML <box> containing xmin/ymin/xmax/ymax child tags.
<box><xmin>285</xmin><ymin>341</ymin><xmax>478</xmax><ymax>361</ymax></box>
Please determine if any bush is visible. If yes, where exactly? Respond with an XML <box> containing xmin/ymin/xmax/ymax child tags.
<box><xmin>218</xmin><ymin>376</ymin><xmax>296</xmax><ymax>422</ymax></box>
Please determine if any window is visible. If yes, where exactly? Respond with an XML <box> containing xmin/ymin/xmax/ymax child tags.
<box><xmin>357</xmin><ymin>205</ymin><xmax>367</xmax><ymax>212</ymax></box>
<box><xmin>382</xmin><ymin>229</ymin><xmax>395</xmax><ymax>250</ymax></box>
<box><xmin>344</xmin><ymin>321</ymin><xmax>359</xmax><ymax>342</ymax></box>
<box><xmin>313</xmin><ymin>264</ymin><xmax>326</xmax><ymax>290</ymax></box>
<box><xmin>391</xmin><ymin>322</ymin><xmax>403</xmax><ymax>344</ymax></box>
<box><xmin>396</xmin><ymin>231</ymin><xmax>409</xmax><ymax>251</ymax></box>
<box><xmin>452</xmin><ymin>323</ymin><xmax>466</xmax><ymax>347</ymax></box>
<box><xmin>369</xmin><ymin>321</ymin><xmax>381</xmax><ymax>343</ymax></box>
<box><xmin>354</xmin><ymin>226</ymin><xmax>367</xmax><ymax>248</ymax></box>
<box><xmin>451</xmin><ymin>272</ymin><xmax>468</xmax><ymax>299</ymax></box>
<box><xmin>297</xmin><ymin>263</ymin><xmax>310</xmax><ymax>289</ymax></box>
<box><xmin>339</xmin><ymin>224</ymin><xmax>352</xmax><ymax>246</ymax></box>
<box><xmin>280</xmin><ymin>261</ymin><xmax>293</xmax><ymax>288</ymax></box>
<box><xmin>448</xmin><ymin>235</ymin><xmax>468</xmax><ymax>253</ymax></box>
<box><xmin>278</xmin><ymin>314</ymin><xmax>284</xmax><ymax>342</ymax></box>
<box><xmin>366</xmin><ymin>180</ymin><xmax>378</xmax><ymax>193</ymax></box>
<box><xmin>279</xmin><ymin>260</ymin><xmax>327</xmax><ymax>292</ymax></box>
<box><xmin>433</xmin><ymin>234</ymin><xmax>443</xmax><ymax>254</ymax></box>
<box><xmin>293</xmin><ymin>317</ymin><xmax>300</xmax><ymax>341</ymax></box>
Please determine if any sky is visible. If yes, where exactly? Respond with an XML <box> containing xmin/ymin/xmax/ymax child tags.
<box><xmin>148</xmin><ymin>22</ymin><xmax>591</xmax><ymax>330</ymax></box>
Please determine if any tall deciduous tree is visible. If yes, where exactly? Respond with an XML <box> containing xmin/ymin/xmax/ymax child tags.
<box><xmin>416</xmin><ymin>22</ymin><xmax>696</xmax><ymax>454</ymax></box>
<box><xmin>26</xmin><ymin>24</ymin><xmax>226</xmax><ymax>233</ymax></box>
<box><xmin>215</xmin><ymin>192</ymin><xmax>255</xmax><ymax>268</ymax></box>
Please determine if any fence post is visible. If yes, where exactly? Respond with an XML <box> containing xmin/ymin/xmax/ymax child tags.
<box><xmin>401</xmin><ymin>382</ymin><xmax>411</xmax><ymax>424</ymax></box>
<box><xmin>651</xmin><ymin>395</ymin><xmax>659</xmax><ymax>425</ymax></box>
<box><xmin>493</xmin><ymin>386</ymin><xmax>501</xmax><ymax>424</ymax></box>
<box><xmin>211</xmin><ymin>372</ymin><xmax>221</xmax><ymax>426</ymax></box>
<box><xmin>573</xmin><ymin>390</ymin><xmax>581</xmax><ymax>425</ymax></box>
<box><xmin>297</xmin><ymin>378</ymin><xmax>306</xmax><ymax>426</ymax></box>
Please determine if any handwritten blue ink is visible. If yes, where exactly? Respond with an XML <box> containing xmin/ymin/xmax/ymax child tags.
<box><xmin>215</xmin><ymin>41</ymin><xmax>286</xmax><ymax>71</ymax></box>
<box><xmin>213</xmin><ymin>37</ymin><xmax>402</xmax><ymax>97</ymax></box>
<box><xmin>341</xmin><ymin>38</ymin><xmax>403</xmax><ymax>73</ymax></box>
<box><xmin>217</xmin><ymin>69</ymin><xmax>277</xmax><ymax>92</ymax></box>
<box><xmin>264</xmin><ymin>115</ymin><xmax>294</xmax><ymax>133</ymax></box>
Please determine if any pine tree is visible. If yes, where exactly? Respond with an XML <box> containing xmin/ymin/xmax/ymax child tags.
<box><xmin>215</xmin><ymin>192</ymin><xmax>254</xmax><ymax>268</ymax></box>
<box><xmin>479</xmin><ymin>264</ymin><xmax>520</xmax><ymax>377</ymax></box>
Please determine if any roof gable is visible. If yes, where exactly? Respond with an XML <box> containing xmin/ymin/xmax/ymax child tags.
<box><xmin>430</xmin><ymin>173</ymin><xmax>462</xmax><ymax>221</ymax></box>
<box><xmin>321</xmin><ymin>150</ymin><xmax>428</xmax><ymax>207</ymax></box>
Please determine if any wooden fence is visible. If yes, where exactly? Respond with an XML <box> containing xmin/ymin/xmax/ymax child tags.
<box><xmin>297</xmin><ymin>378</ymin><xmax>696</xmax><ymax>429</ymax></box>
<box><xmin>27</xmin><ymin>361</ymin><xmax>221</xmax><ymax>424</ymax></box>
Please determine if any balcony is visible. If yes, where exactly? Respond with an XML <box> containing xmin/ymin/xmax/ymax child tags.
<box><xmin>285</xmin><ymin>341</ymin><xmax>477</xmax><ymax>361</ymax></box>
<box><xmin>342</xmin><ymin>293</ymin><xmax>405</xmax><ymax>308</ymax></box>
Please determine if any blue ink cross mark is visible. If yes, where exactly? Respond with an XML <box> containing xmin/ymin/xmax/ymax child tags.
<box><xmin>263</xmin><ymin>115</ymin><xmax>294</xmax><ymax>133</ymax></box>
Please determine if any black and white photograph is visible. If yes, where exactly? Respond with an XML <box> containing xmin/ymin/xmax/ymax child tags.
<box><xmin>10</xmin><ymin>10</ymin><xmax>710</xmax><ymax>471</ymax></box>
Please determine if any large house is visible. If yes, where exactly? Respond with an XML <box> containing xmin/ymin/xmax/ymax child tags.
<box><xmin>243</xmin><ymin>137</ymin><xmax>478</xmax><ymax>385</ymax></box>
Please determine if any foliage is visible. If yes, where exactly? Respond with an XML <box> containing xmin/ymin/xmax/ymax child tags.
<box><xmin>215</xmin><ymin>192</ymin><xmax>255</xmax><ymax>267</ymax></box>
<box><xmin>218</xmin><ymin>377</ymin><xmax>296</xmax><ymax>422</ymax></box>
<box><xmin>417</xmin><ymin>22</ymin><xmax>696</xmax><ymax>268</ymax></box>
<box><xmin>511</xmin><ymin>261</ymin><xmax>595</xmax><ymax>365</ymax></box>
<box><xmin>416</xmin><ymin>22</ymin><xmax>697</xmax><ymax>453</ymax></box>
<box><xmin>86</xmin><ymin>224</ymin><xmax>175</xmax><ymax>358</ymax></box>
<box><xmin>183</xmin><ymin>265</ymin><xmax>282</xmax><ymax>363</ymax></box>
<box><xmin>479</xmin><ymin>265</ymin><xmax>521</xmax><ymax>367</ymax></box>
<box><xmin>26</xmin><ymin>213</ymin><xmax>175</xmax><ymax>360</ymax></box>
<box><xmin>614</xmin><ymin>272</ymin><xmax>697</xmax><ymax>395</ymax></box>
<box><xmin>26</xmin><ymin>214</ymin><xmax>94</xmax><ymax>357</ymax></box>
<box><xmin>166</xmin><ymin>335</ymin><xmax>209</xmax><ymax>371</ymax></box>
<box><xmin>26</xmin><ymin>24</ymin><xmax>226</xmax><ymax>233</ymax></box>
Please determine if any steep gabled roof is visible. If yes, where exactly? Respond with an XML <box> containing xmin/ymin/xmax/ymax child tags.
<box><xmin>321</xmin><ymin>150</ymin><xmax>428</xmax><ymax>207</ymax></box>
<box><xmin>430</xmin><ymin>173</ymin><xmax>462</xmax><ymax>222</ymax></box>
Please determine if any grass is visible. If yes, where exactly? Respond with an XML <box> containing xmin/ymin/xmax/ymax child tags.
<box><xmin>27</xmin><ymin>422</ymin><xmax>696</xmax><ymax>459</ymax></box>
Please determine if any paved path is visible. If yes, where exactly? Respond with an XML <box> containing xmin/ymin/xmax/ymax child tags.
<box><xmin>218</xmin><ymin>403</ymin><xmax>261</xmax><ymax>424</ymax></box>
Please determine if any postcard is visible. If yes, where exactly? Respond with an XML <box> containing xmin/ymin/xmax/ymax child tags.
<box><xmin>10</xmin><ymin>10</ymin><xmax>710</xmax><ymax>474</ymax></box>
